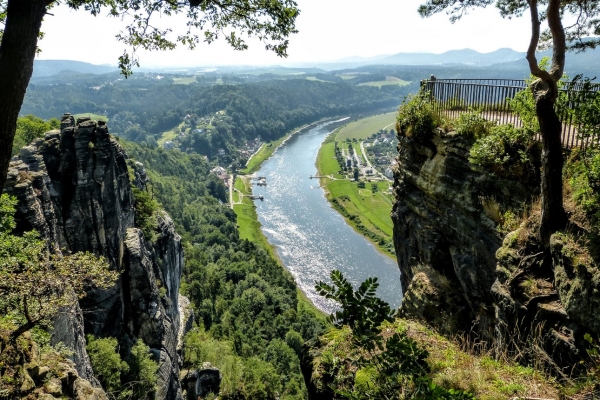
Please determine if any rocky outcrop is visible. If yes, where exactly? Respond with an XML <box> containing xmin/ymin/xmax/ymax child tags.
<box><xmin>0</xmin><ymin>331</ymin><xmax>108</xmax><ymax>399</ymax></box>
<box><xmin>3</xmin><ymin>114</ymin><xmax>184</xmax><ymax>399</ymax></box>
<box><xmin>392</xmin><ymin>129</ymin><xmax>538</xmax><ymax>332</ymax></box>
<box><xmin>181</xmin><ymin>363</ymin><xmax>222</xmax><ymax>400</ymax></box>
<box><xmin>391</xmin><ymin>127</ymin><xmax>600</xmax><ymax>374</ymax></box>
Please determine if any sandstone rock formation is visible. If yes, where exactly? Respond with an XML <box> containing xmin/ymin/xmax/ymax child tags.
<box><xmin>391</xmin><ymin>128</ymin><xmax>600</xmax><ymax>374</ymax></box>
<box><xmin>392</xmin><ymin>128</ymin><xmax>537</xmax><ymax>333</ymax></box>
<box><xmin>4</xmin><ymin>114</ymin><xmax>184</xmax><ymax>399</ymax></box>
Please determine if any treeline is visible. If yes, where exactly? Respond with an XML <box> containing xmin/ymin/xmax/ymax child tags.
<box><xmin>22</xmin><ymin>79</ymin><xmax>200</xmax><ymax>139</ymax></box>
<box><xmin>122</xmin><ymin>141</ymin><xmax>325</xmax><ymax>399</ymax></box>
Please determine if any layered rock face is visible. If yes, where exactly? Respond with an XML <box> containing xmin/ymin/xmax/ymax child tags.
<box><xmin>392</xmin><ymin>128</ymin><xmax>600</xmax><ymax>373</ymax></box>
<box><xmin>392</xmin><ymin>129</ymin><xmax>537</xmax><ymax>333</ymax></box>
<box><xmin>4</xmin><ymin>114</ymin><xmax>184</xmax><ymax>399</ymax></box>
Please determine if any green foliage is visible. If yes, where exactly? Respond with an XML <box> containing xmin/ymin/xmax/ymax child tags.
<box><xmin>131</xmin><ymin>186</ymin><xmax>160</xmax><ymax>241</ymax></box>
<box><xmin>125</xmin><ymin>142</ymin><xmax>324</xmax><ymax>398</ymax></box>
<box><xmin>0</xmin><ymin>194</ymin><xmax>117</xmax><ymax>340</ymax></box>
<box><xmin>454</xmin><ymin>110</ymin><xmax>495</xmax><ymax>140</ymax></box>
<box><xmin>87</xmin><ymin>336</ymin><xmax>158</xmax><ymax>399</ymax></box>
<box><xmin>285</xmin><ymin>330</ymin><xmax>304</xmax><ymax>358</ymax></box>
<box><xmin>497</xmin><ymin>210</ymin><xmax>521</xmax><ymax>235</ymax></box>
<box><xmin>509</xmin><ymin>57</ymin><xmax>570</xmax><ymax>135</ymax></box>
<box><xmin>124</xmin><ymin>340</ymin><xmax>158</xmax><ymax>399</ymax></box>
<box><xmin>469</xmin><ymin>124</ymin><xmax>538</xmax><ymax>181</ymax></box>
<box><xmin>568</xmin><ymin>148</ymin><xmax>600</xmax><ymax>232</ymax></box>
<box><xmin>12</xmin><ymin>115</ymin><xmax>59</xmax><ymax>156</ymax></box>
<box><xmin>396</xmin><ymin>91</ymin><xmax>438</xmax><ymax>141</ymax></box>
<box><xmin>87</xmin><ymin>335</ymin><xmax>130</xmax><ymax>394</ymax></box>
<box><xmin>314</xmin><ymin>271</ymin><xmax>474</xmax><ymax>400</ymax></box>
<box><xmin>584</xmin><ymin>333</ymin><xmax>600</xmax><ymax>381</ymax></box>
<box><xmin>565</xmin><ymin>76</ymin><xmax>600</xmax><ymax>141</ymax></box>
<box><xmin>316</xmin><ymin>270</ymin><xmax>392</xmax><ymax>351</ymax></box>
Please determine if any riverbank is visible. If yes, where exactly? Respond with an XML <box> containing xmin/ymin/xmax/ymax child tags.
<box><xmin>239</xmin><ymin>116</ymin><xmax>350</xmax><ymax>175</ymax></box>
<box><xmin>234</xmin><ymin>111</ymin><xmax>398</xmax><ymax>314</ymax></box>
<box><xmin>316</xmin><ymin>113</ymin><xmax>398</xmax><ymax>258</ymax></box>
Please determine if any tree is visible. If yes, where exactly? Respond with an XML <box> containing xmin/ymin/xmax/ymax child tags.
<box><xmin>12</xmin><ymin>115</ymin><xmax>59</xmax><ymax>156</ymax></box>
<box><xmin>0</xmin><ymin>194</ymin><xmax>117</xmax><ymax>341</ymax></box>
<box><xmin>0</xmin><ymin>0</ymin><xmax>299</xmax><ymax>193</ymax></box>
<box><xmin>418</xmin><ymin>0</ymin><xmax>599</xmax><ymax>249</ymax></box>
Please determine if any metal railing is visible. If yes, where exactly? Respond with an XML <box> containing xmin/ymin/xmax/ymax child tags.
<box><xmin>420</xmin><ymin>77</ymin><xmax>600</xmax><ymax>149</ymax></box>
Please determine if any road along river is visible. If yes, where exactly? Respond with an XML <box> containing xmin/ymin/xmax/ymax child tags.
<box><xmin>251</xmin><ymin>119</ymin><xmax>402</xmax><ymax>313</ymax></box>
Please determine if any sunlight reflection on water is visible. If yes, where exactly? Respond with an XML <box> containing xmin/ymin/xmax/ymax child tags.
<box><xmin>252</xmin><ymin>120</ymin><xmax>403</xmax><ymax>314</ymax></box>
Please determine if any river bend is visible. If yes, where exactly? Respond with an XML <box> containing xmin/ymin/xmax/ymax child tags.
<box><xmin>251</xmin><ymin>120</ymin><xmax>403</xmax><ymax>313</ymax></box>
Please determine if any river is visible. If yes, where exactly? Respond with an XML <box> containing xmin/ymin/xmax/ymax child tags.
<box><xmin>250</xmin><ymin>119</ymin><xmax>403</xmax><ymax>313</ymax></box>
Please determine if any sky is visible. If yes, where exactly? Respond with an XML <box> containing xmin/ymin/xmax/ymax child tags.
<box><xmin>37</xmin><ymin>0</ymin><xmax>534</xmax><ymax>68</ymax></box>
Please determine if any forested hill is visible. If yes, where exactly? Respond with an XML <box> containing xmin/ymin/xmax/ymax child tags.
<box><xmin>21</xmin><ymin>72</ymin><xmax>415</xmax><ymax>152</ymax></box>
<box><xmin>175</xmin><ymin>79</ymin><xmax>407</xmax><ymax>157</ymax></box>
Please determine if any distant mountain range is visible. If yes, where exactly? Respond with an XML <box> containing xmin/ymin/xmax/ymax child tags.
<box><xmin>299</xmin><ymin>46</ymin><xmax>600</xmax><ymax>75</ymax></box>
<box><xmin>33</xmin><ymin>44</ymin><xmax>600</xmax><ymax>78</ymax></box>
<box><xmin>32</xmin><ymin>60</ymin><xmax>117</xmax><ymax>78</ymax></box>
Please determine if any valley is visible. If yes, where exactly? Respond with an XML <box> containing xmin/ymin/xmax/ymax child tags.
<box><xmin>2</xmin><ymin>33</ymin><xmax>600</xmax><ymax>399</ymax></box>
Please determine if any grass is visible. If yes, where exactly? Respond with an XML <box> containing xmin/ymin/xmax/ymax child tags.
<box><xmin>172</xmin><ymin>76</ymin><xmax>197</xmax><ymax>85</ymax></box>
<box><xmin>73</xmin><ymin>113</ymin><xmax>108</xmax><ymax>122</ymax></box>
<box><xmin>313</xmin><ymin>319</ymin><xmax>559</xmax><ymax>400</ymax></box>
<box><xmin>393</xmin><ymin>320</ymin><xmax>559</xmax><ymax>400</ymax></box>
<box><xmin>158</xmin><ymin>130</ymin><xmax>178</xmax><ymax>146</ymax></box>
<box><xmin>233</xmin><ymin>176</ymin><xmax>269</xmax><ymax>247</ymax></box>
<box><xmin>317</xmin><ymin>138</ymin><xmax>394</xmax><ymax>257</ymax></box>
<box><xmin>335</xmin><ymin>112</ymin><xmax>397</xmax><ymax>141</ymax></box>
<box><xmin>358</xmin><ymin>76</ymin><xmax>411</xmax><ymax>88</ymax></box>
<box><xmin>240</xmin><ymin>144</ymin><xmax>270</xmax><ymax>174</ymax></box>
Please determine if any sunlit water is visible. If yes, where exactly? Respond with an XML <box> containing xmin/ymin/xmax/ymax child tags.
<box><xmin>251</xmin><ymin>119</ymin><xmax>403</xmax><ymax>313</ymax></box>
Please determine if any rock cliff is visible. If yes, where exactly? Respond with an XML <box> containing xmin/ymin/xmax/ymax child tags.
<box><xmin>392</xmin><ymin>129</ymin><xmax>537</xmax><ymax>333</ymax></box>
<box><xmin>391</xmin><ymin>128</ymin><xmax>600</xmax><ymax>374</ymax></box>
<box><xmin>4</xmin><ymin>114</ymin><xmax>185</xmax><ymax>399</ymax></box>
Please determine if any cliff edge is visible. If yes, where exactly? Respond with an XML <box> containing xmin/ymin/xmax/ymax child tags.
<box><xmin>3</xmin><ymin>114</ymin><xmax>185</xmax><ymax>399</ymax></box>
<box><xmin>392</xmin><ymin>127</ymin><xmax>600</xmax><ymax>375</ymax></box>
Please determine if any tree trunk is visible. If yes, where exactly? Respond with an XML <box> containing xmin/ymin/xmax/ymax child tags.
<box><xmin>0</xmin><ymin>0</ymin><xmax>48</xmax><ymax>192</ymax></box>
<box><xmin>536</xmin><ymin>96</ymin><xmax>566</xmax><ymax>247</ymax></box>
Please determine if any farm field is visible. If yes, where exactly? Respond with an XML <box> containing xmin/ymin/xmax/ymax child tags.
<box><xmin>172</xmin><ymin>76</ymin><xmax>197</xmax><ymax>85</ymax></box>
<box><xmin>358</xmin><ymin>76</ymin><xmax>411</xmax><ymax>88</ymax></box>
<box><xmin>306</xmin><ymin>76</ymin><xmax>333</xmax><ymax>83</ymax></box>
<box><xmin>334</xmin><ymin>111</ymin><xmax>397</xmax><ymax>140</ymax></box>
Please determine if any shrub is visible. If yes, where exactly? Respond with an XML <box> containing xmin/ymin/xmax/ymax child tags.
<box><xmin>87</xmin><ymin>335</ymin><xmax>129</xmax><ymax>394</ymax></box>
<box><xmin>132</xmin><ymin>186</ymin><xmax>160</xmax><ymax>241</ymax></box>
<box><xmin>469</xmin><ymin>124</ymin><xmax>538</xmax><ymax>180</ymax></box>
<box><xmin>396</xmin><ymin>91</ymin><xmax>437</xmax><ymax>141</ymax></box>
<box><xmin>124</xmin><ymin>339</ymin><xmax>158</xmax><ymax>399</ymax></box>
<box><xmin>568</xmin><ymin>148</ymin><xmax>600</xmax><ymax>232</ymax></box>
<box><xmin>454</xmin><ymin>110</ymin><xmax>495</xmax><ymax>140</ymax></box>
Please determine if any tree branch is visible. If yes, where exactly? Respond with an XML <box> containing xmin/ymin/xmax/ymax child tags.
<box><xmin>547</xmin><ymin>0</ymin><xmax>566</xmax><ymax>82</ymax></box>
<box><xmin>526</xmin><ymin>0</ymin><xmax>558</xmax><ymax>100</ymax></box>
